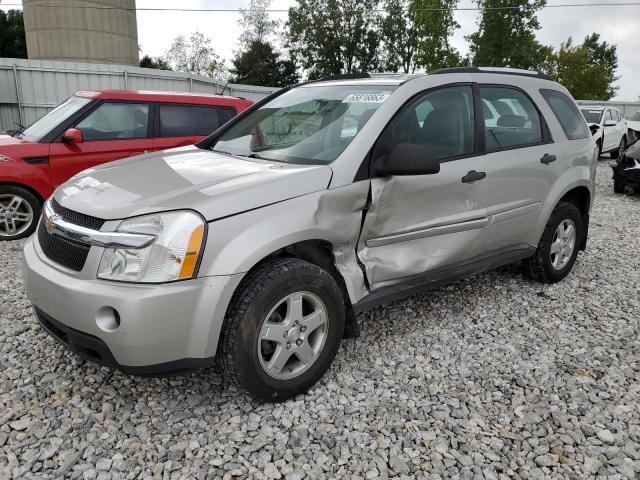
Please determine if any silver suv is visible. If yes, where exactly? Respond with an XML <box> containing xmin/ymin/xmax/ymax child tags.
<box><xmin>23</xmin><ymin>68</ymin><xmax>597</xmax><ymax>400</ymax></box>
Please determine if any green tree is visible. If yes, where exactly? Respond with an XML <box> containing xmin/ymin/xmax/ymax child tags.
<box><xmin>287</xmin><ymin>0</ymin><xmax>381</xmax><ymax>79</ymax></box>
<box><xmin>164</xmin><ymin>32</ymin><xmax>227</xmax><ymax>79</ymax></box>
<box><xmin>380</xmin><ymin>0</ymin><xmax>462</xmax><ymax>74</ymax></box>
<box><xmin>412</xmin><ymin>0</ymin><xmax>462</xmax><ymax>71</ymax></box>
<box><xmin>231</xmin><ymin>40</ymin><xmax>299</xmax><ymax>87</ymax></box>
<box><xmin>238</xmin><ymin>0</ymin><xmax>281</xmax><ymax>46</ymax></box>
<box><xmin>232</xmin><ymin>0</ymin><xmax>299</xmax><ymax>87</ymax></box>
<box><xmin>544</xmin><ymin>34</ymin><xmax>618</xmax><ymax>100</ymax></box>
<box><xmin>0</xmin><ymin>9</ymin><xmax>27</xmax><ymax>59</ymax></box>
<box><xmin>467</xmin><ymin>0</ymin><xmax>550</xmax><ymax>70</ymax></box>
<box><xmin>139</xmin><ymin>55</ymin><xmax>171</xmax><ymax>70</ymax></box>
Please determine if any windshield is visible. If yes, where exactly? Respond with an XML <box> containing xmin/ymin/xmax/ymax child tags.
<box><xmin>209</xmin><ymin>84</ymin><xmax>396</xmax><ymax>165</ymax></box>
<box><xmin>630</xmin><ymin>111</ymin><xmax>640</xmax><ymax>121</ymax></box>
<box><xmin>580</xmin><ymin>108</ymin><xmax>603</xmax><ymax>124</ymax></box>
<box><xmin>21</xmin><ymin>95</ymin><xmax>92</xmax><ymax>142</ymax></box>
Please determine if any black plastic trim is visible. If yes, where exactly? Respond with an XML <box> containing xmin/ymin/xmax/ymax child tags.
<box><xmin>430</xmin><ymin>67</ymin><xmax>552</xmax><ymax>81</ymax></box>
<box><xmin>353</xmin><ymin>246</ymin><xmax>535</xmax><ymax>314</ymax></box>
<box><xmin>320</xmin><ymin>73</ymin><xmax>371</xmax><ymax>81</ymax></box>
<box><xmin>23</xmin><ymin>156</ymin><xmax>49</xmax><ymax>165</ymax></box>
<box><xmin>35</xmin><ymin>307</ymin><xmax>215</xmax><ymax>377</ymax></box>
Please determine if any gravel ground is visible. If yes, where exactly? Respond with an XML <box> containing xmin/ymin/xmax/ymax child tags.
<box><xmin>1</xmin><ymin>160</ymin><xmax>639</xmax><ymax>480</ymax></box>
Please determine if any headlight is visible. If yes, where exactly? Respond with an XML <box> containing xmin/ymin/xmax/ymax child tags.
<box><xmin>97</xmin><ymin>210</ymin><xmax>205</xmax><ymax>283</ymax></box>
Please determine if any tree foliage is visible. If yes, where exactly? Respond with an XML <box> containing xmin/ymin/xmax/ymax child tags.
<box><xmin>467</xmin><ymin>0</ymin><xmax>551</xmax><ymax>70</ymax></box>
<box><xmin>238</xmin><ymin>0</ymin><xmax>281</xmax><ymax>46</ymax></box>
<box><xmin>231</xmin><ymin>40</ymin><xmax>299</xmax><ymax>87</ymax></box>
<box><xmin>0</xmin><ymin>9</ymin><xmax>27</xmax><ymax>59</ymax></box>
<box><xmin>379</xmin><ymin>0</ymin><xmax>462</xmax><ymax>73</ymax></box>
<box><xmin>232</xmin><ymin>0</ymin><xmax>299</xmax><ymax>87</ymax></box>
<box><xmin>164</xmin><ymin>32</ymin><xmax>227</xmax><ymax>79</ymax></box>
<box><xmin>544</xmin><ymin>34</ymin><xmax>618</xmax><ymax>100</ymax></box>
<box><xmin>287</xmin><ymin>0</ymin><xmax>381</xmax><ymax>79</ymax></box>
<box><xmin>139</xmin><ymin>55</ymin><xmax>170</xmax><ymax>70</ymax></box>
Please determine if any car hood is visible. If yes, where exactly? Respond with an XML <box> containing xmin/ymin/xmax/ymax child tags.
<box><xmin>628</xmin><ymin>120</ymin><xmax>640</xmax><ymax>130</ymax></box>
<box><xmin>54</xmin><ymin>146</ymin><xmax>333</xmax><ymax>221</ymax></box>
<box><xmin>0</xmin><ymin>134</ymin><xmax>33</xmax><ymax>147</ymax></box>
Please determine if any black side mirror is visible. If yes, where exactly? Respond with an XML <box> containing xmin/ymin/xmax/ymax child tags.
<box><xmin>374</xmin><ymin>143</ymin><xmax>440</xmax><ymax>176</ymax></box>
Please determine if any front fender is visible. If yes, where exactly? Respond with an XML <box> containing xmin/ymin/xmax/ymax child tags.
<box><xmin>199</xmin><ymin>182</ymin><xmax>370</xmax><ymax>304</ymax></box>
<box><xmin>0</xmin><ymin>156</ymin><xmax>52</xmax><ymax>200</ymax></box>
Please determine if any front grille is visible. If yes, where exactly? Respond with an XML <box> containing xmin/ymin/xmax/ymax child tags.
<box><xmin>52</xmin><ymin>198</ymin><xmax>105</xmax><ymax>230</ymax></box>
<box><xmin>38</xmin><ymin>221</ymin><xmax>90</xmax><ymax>271</ymax></box>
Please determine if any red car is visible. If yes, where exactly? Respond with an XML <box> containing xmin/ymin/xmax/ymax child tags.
<box><xmin>0</xmin><ymin>90</ymin><xmax>253</xmax><ymax>240</ymax></box>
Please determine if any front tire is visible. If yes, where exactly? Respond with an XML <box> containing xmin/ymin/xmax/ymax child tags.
<box><xmin>218</xmin><ymin>258</ymin><xmax>345</xmax><ymax>401</ymax></box>
<box><xmin>0</xmin><ymin>185</ymin><xmax>41</xmax><ymax>240</ymax></box>
<box><xmin>523</xmin><ymin>201</ymin><xmax>583</xmax><ymax>283</ymax></box>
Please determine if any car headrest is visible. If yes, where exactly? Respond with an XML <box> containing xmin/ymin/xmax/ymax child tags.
<box><xmin>134</xmin><ymin>109</ymin><xmax>147</xmax><ymax>125</ymax></box>
<box><xmin>497</xmin><ymin>115</ymin><xmax>526</xmax><ymax>128</ymax></box>
<box><xmin>422</xmin><ymin>109</ymin><xmax>459</xmax><ymax>136</ymax></box>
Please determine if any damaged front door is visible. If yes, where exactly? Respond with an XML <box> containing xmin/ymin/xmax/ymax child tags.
<box><xmin>358</xmin><ymin>84</ymin><xmax>491</xmax><ymax>290</ymax></box>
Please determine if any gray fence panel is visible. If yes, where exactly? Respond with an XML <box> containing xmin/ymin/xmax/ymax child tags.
<box><xmin>0</xmin><ymin>58</ymin><xmax>278</xmax><ymax>131</ymax></box>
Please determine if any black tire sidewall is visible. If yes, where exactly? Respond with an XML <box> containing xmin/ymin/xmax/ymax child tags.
<box><xmin>0</xmin><ymin>185</ymin><xmax>41</xmax><ymax>240</ymax></box>
<box><xmin>539</xmin><ymin>203</ymin><xmax>583</xmax><ymax>281</ymax></box>
<box><xmin>230</xmin><ymin>261</ymin><xmax>345</xmax><ymax>400</ymax></box>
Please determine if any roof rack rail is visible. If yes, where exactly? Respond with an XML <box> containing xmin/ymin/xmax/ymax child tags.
<box><xmin>430</xmin><ymin>67</ymin><xmax>551</xmax><ymax>81</ymax></box>
<box><xmin>319</xmin><ymin>73</ymin><xmax>371</xmax><ymax>81</ymax></box>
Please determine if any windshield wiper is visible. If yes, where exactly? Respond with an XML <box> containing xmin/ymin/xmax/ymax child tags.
<box><xmin>10</xmin><ymin>121</ymin><xmax>25</xmax><ymax>138</ymax></box>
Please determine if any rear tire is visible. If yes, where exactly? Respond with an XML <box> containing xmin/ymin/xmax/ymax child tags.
<box><xmin>0</xmin><ymin>185</ymin><xmax>41</xmax><ymax>241</ymax></box>
<box><xmin>523</xmin><ymin>201</ymin><xmax>583</xmax><ymax>283</ymax></box>
<box><xmin>611</xmin><ymin>136</ymin><xmax>626</xmax><ymax>158</ymax></box>
<box><xmin>218</xmin><ymin>258</ymin><xmax>345</xmax><ymax>401</ymax></box>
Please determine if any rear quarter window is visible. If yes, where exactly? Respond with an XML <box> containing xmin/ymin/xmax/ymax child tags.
<box><xmin>159</xmin><ymin>104</ymin><xmax>236</xmax><ymax>137</ymax></box>
<box><xmin>540</xmin><ymin>89</ymin><xmax>590</xmax><ymax>140</ymax></box>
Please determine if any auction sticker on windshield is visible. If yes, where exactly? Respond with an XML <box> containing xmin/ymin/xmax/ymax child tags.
<box><xmin>343</xmin><ymin>93</ymin><xmax>390</xmax><ymax>103</ymax></box>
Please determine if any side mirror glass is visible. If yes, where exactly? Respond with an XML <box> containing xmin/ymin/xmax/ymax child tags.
<box><xmin>62</xmin><ymin>128</ymin><xmax>83</xmax><ymax>144</ymax></box>
<box><xmin>375</xmin><ymin>143</ymin><xmax>440</xmax><ymax>176</ymax></box>
<box><xmin>603</xmin><ymin>120</ymin><xmax>616</xmax><ymax>127</ymax></box>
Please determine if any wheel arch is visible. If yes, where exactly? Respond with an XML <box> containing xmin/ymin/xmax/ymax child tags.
<box><xmin>0</xmin><ymin>181</ymin><xmax>46</xmax><ymax>204</ymax></box>
<box><xmin>223</xmin><ymin>238</ymin><xmax>360</xmax><ymax>340</ymax></box>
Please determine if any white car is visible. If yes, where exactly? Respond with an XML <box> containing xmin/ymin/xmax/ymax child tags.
<box><xmin>627</xmin><ymin>110</ymin><xmax>640</xmax><ymax>143</ymax></box>
<box><xmin>580</xmin><ymin>106</ymin><xmax>627</xmax><ymax>158</ymax></box>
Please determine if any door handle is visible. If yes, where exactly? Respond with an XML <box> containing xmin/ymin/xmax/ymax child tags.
<box><xmin>540</xmin><ymin>153</ymin><xmax>557</xmax><ymax>164</ymax></box>
<box><xmin>461</xmin><ymin>170</ymin><xmax>486</xmax><ymax>183</ymax></box>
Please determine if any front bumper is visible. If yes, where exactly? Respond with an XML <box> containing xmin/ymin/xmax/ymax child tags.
<box><xmin>22</xmin><ymin>235</ymin><xmax>243</xmax><ymax>374</ymax></box>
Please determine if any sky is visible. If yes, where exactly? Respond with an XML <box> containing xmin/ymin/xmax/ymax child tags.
<box><xmin>2</xmin><ymin>0</ymin><xmax>639</xmax><ymax>100</ymax></box>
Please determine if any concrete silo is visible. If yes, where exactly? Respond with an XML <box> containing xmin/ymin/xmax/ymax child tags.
<box><xmin>22</xmin><ymin>0</ymin><xmax>139</xmax><ymax>66</ymax></box>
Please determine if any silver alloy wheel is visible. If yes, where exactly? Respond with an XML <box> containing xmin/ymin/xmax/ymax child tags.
<box><xmin>258</xmin><ymin>291</ymin><xmax>328</xmax><ymax>380</ymax></box>
<box><xmin>0</xmin><ymin>194</ymin><xmax>34</xmax><ymax>238</ymax></box>
<box><xmin>550</xmin><ymin>219</ymin><xmax>576</xmax><ymax>270</ymax></box>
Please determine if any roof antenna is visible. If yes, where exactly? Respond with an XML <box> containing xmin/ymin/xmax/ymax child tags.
<box><xmin>220</xmin><ymin>79</ymin><xmax>230</xmax><ymax>96</ymax></box>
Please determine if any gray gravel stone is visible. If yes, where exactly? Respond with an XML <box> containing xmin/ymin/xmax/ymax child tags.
<box><xmin>1</xmin><ymin>161</ymin><xmax>639</xmax><ymax>479</ymax></box>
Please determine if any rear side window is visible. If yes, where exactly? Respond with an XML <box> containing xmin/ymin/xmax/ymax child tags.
<box><xmin>479</xmin><ymin>86</ymin><xmax>543</xmax><ymax>152</ymax></box>
<box><xmin>540</xmin><ymin>89</ymin><xmax>590</xmax><ymax>140</ymax></box>
<box><xmin>159</xmin><ymin>104</ymin><xmax>236</xmax><ymax>137</ymax></box>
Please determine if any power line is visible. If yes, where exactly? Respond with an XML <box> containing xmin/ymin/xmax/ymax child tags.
<box><xmin>1</xmin><ymin>2</ymin><xmax>640</xmax><ymax>12</ymax></box>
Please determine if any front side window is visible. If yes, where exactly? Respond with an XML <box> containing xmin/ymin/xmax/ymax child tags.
<box><xmin>630</xmin><ymin>111</ymin><xmax>640</xmax><ymax>121</ymax></box>
<box><xmin>159</xmin><ymin>104</ymin><xmax>236</xmax><ymax>137</ymax></box>
<box><xmin>21</xmin><ymin>95</ymin><xmax>92</xmax><ymax>142</ymax></box>
<box><xmin>480</xmin><ymin>86</ymin><xmax>543</xmax><ymax>152</ymax></box>
<box><xmin>209</xmin><ymin>85</ymin><xmax>396</xmax><ymax>165</ymax></box>
<box><xmin>376</xmin><ymin>85</ymin><xmax>475</xmax><ymax>162</ymax></box>
<box><xmin>581</xmin><ymin>108</ymin><xmax>603</xmax><ymax>124</ymax></box>
<box><xmin>541</xmin><ymin>89</ymin><xmax>589</xmax><ymax>140</ymax></box>
<box><xmin>75</xmin><ymin>102</ymin><xmax>149</xmax><ymax>141</ymax></box>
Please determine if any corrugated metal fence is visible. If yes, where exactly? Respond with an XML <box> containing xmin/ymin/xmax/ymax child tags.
<box><xmin>0</xmin><ymin>58</ymin><xmax>278</xmax><ymax>131</ymax></box>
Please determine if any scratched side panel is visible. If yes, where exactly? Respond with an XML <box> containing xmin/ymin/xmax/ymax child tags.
<box><xmin>357</xmin><ymin>157</ymin><xmax>491</xmax><ymax>290</ymax></box>
<box><xmin>200</xmin><ymin>181</ymin><xmax>371</xmax><ymax>304</ymax></box>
